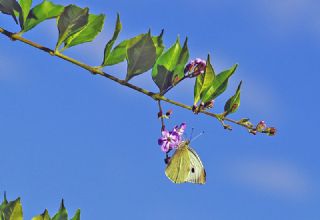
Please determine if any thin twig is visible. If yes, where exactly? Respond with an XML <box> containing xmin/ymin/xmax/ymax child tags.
<box><xmin>157</xmin><ymin>100</ymin><xmax>165</xmax><ymax>132</ymax></box>
<box><xmin>0</xmin><ymin>27</ymin><xmax>253</xmax><ymax>131</ymax></box>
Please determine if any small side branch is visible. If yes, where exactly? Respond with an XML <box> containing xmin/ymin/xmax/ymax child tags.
<box><xmin>157</xmin><ymin>101</ymin><xmax>165</xmax><ymax>132</ymax></box>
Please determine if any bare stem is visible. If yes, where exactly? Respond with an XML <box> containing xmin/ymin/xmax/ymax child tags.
<box><xmin>0</xmin><ymin>27</ymin><xmax>255</xmax><ymax>132</ymax></box>
<box><xmin>157</xmin><ymin>101</ymin><xmax>165</xmax><ymax>132</ymax></box>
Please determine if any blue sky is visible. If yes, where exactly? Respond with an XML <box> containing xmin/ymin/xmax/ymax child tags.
<box><xmin>0</xmin><ymin>0</ymin><xmax>319</xmax><ymax>219</ymax></box>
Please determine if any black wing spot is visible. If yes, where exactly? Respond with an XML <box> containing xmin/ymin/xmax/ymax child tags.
<box><xmin>191</xmin><ymin>167</ymin><xmax>195</xmax><ymax>173</ymax></box>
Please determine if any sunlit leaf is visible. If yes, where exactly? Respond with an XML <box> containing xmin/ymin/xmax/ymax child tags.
<box><xmin>126</xmin><ymin>31</ymin><xmax>157</xmax><ymax>81</ymax></box>
<box><xmin>201</xmin><ymin>64</ymin><xmax>238</xmax><ymax>103</ymax></box>
<box><xmin>200</xmin><ymin>54</ymin><xmax>215</xmax><ymax>100</ymax></box>
<box><xmin>103</xmin><ymin>30</ymin><xmax>164</xmax><ymax>67</ymax></box>
<box><xmin>19</xmin><ymin>0</ymin><xmax>32</xmax><ymax>26</ymax></box>
<box><xmin>70</xmin><ymin>209</ymin><xmax>80</xmax><ymax>220</ymax></box>
<box><xmin>55</xmin><ymin>4</ymin><xmax>89</xmax><ymax>52</ymax></box>
<box><xmin>0</xmin><ymin>198</ymin><xmax>23</xmax><ymax>220</ymax></box>
<box><xmin>52</xmin><ymin>200</ymin><xmax>68</xmax><ymax>220</ymax></box>
<box><xmin>0</xmin><ymin>193</ymin><xmax>9</xmax><ymax>219</ymax></box>
<box><xmin>224</xmin><ymin>80</ymin><xmax>242</xmax><ymax>115</ymax></box>
<box><xmin>194</xmin><ymin>73</ymin><xmax>204</xmax><ymax>105</ymax></box>
<box><xmin>102</xmin><ymin>33</ymin><xmax>143</xmax><ymax>66</ymax></box>
<box><xmin>0</xmin><ymin>0</ymin><xmax>22</xmax><ymax>25</ymax></box>
<box><xmin>152</xmin><ymin>37</ymin><xmax>182</xmax><ymax>93</ymax></box>
<box><xmin>32</xmin><ymin>209</ymin><xmax>51</xmax><ymax>220</ymax></box>
<box><xmin>101</xmin><ymin>13</ymin><xmax>122</xmax><ymax>67</ymax></box>
<box><xmin>63</xmin><ymin>13</ymin><xmax>105</xmax><ymax>49</ymax></box>
<box><xmin>194</xmin><ymin>54</ymin><xmax>216</xmax><ymax>105</ymax></box>
<box><xmin>172</xmin><ymin>37</ymin><xmax>189</xmax><ymax>81</ymax></box>
<box><xmin>23</xmin><ymin>0</ymin><xmax>64</xmax><ymax>33</ymax></box>
<box><xmin>152</xmin><ymin>29</ymin><xmax>164</xmax><ymax>58</ymax></box>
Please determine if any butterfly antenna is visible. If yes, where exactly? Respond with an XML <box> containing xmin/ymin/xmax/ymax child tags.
<box><xmin>191</xmin><ymin>131</ymin><xmax>205</xmax><ymax>142</ymax></box>
<box><xmin>189</xmin><ymin>128</ymin><xmax>194</xmax><ymax>140</ymax></box>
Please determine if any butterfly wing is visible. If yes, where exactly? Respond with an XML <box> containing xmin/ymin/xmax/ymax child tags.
<box><xmin>186</xmin><ymin>145</ymin><xmax>206</xmax><ymax>184</ymax></box>
<box><xmin>165</xmin><ymin>143</ymin><xmax>191</xmax><ymax>184</ymax></box>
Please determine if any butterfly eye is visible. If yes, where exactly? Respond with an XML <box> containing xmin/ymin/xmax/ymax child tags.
<box><xmin>191</xmin><ymin>167</ymin><xmax>195</xmax><ymax>173</ymax></box>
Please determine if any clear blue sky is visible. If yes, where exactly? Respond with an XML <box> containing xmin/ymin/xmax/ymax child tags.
<box><xmin>1</xmin><ymin>0</ymin><xmax>319</xmax><ymax>219</ymax></box>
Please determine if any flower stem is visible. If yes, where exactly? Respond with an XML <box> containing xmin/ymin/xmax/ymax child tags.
<box><xmin>157</xmin><ymin>101</ymin><xmax>165</xmax><ymax>132</ymax></box>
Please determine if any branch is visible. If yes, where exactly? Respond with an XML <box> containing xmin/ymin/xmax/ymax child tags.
<box><xmin>0</xmin><ymin>26</ymin><xmax>253</xmax><ymax>132</ymax></box>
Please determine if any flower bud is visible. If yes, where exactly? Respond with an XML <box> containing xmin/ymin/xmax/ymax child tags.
<box><xmin>184</xmin><ymin>58</ymin><xmax>206</xmax><ymax>78</ymax></box>
<box><xmin>266</xmin><ymin>127</ymin><xmax>276</xmax><ymax>136</ymax></box>
<box><xmin>184</xmin><ymin>62</ymin><xmax>194</xmax><ymax>74</ymax></box>
<box><xmin>256</xmin><ymin>120</ymin><xmax>267</xmax><ymax>132</ymax></box>
<box><xmin>164</xmin><ymin>156</ymin><xmax>171</xmax><ymax>164</ymax></box>
<box><xmin>165</xmin><ymin>109</ymin><xmax>173</xmax><ymax>117</ymax></box>
<box><xmin>223</xmin><ymin>124</ymin><xmax>232</xmax><ymax>130</ymax></box>
<box><xmin>194</xmin><ymin>58</ymin><xmax>202</xmax><ymax>64</ymax></box>
<box><xmin>204</xmin><ymin>100</ymin><xmax>215</xmax><ymax>109</ymax></box>
<box><xmin>157</xmin><ymin>111</ymin><xmax>163</xmax><ymax>119</ymax></box>
<box><xmin>192</xmin><ymin>104</ymin><xmax>197</xmax><ymax>113</ymax></box>
<box><xmin>199</xmin><ymin>102</ymin><xmax>205</xmax><ymax>111</ymax></box>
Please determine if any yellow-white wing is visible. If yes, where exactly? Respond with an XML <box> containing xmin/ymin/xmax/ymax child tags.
<box><xmin>186</xmin><ymin>146</ymin><xmax>206</xmax><ymax>184</ymax></box>
<box><xmin>165</xmin><ymin>143</ymin><xmax>191</xmax><ymax>184</ymax></box>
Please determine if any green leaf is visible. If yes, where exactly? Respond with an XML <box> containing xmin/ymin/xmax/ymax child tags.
<box><xmin>193</xmin><ymin>54</ymin><xmax>215</xmax><ymax>105</ymax></box>
<box><xmin>103</xmin><ymin>34</ymin><xmax>144</xmax><ymax>66</ymax></box>
<box><xmin>0</xmin><ymin>194</ymin><xmax>8</xmax><ymax>220</ymax></box>
<box><xmin>194</xmin><ymin>73</ymin><xmax>204</xmax><ymax>105</ymax></box>
<box><xmin>153</xmin><ymin>65</ymin><xmax>175</xmax><ymax>93</ymax></box>
<box><xmin>63</xmin><ymin>13</ymin><xmax>105</xmax><ymax>49</ymax></box>
<box><xmin>200</xmin><ymin>54</ymin><xmax>215</xmax><ymax>100</ymax></box>
<box><xmin>126</xmin><ymin>31</ymin><xmax>157</xmax><ymax>81</ymax></box>
<box><xmin>202</xmin><ymin>64</ymin><xmax>238</xmax><ymax>103</ymax></box>
<box><xmin>0</xmin><ymin>0</ymin><xmax>22</xmax><ymax>25</ymax></box>
<box><xmin>152</xmin><ymin>38</ymin><xmax>182</xmax><ymax>93</ymax></box>
<box><xmin>52</xmin><ymin>200</ymin><xmax>68</xmax><ymax>220</ymax></box>
<box><xmin>224</xmin><ymin>80</ymin><xmax>242</xmax><ymax>115</ymax></box>
<box><xmin>70</xmin><ymin>209</ymin><xmax>80</xmax><ymax>220</ymax></box>
<box><xmin>172</xmin><ymin>37</ymin><xmax>189</xmax><ymax>81</ymax></box>
<box><xmin>0</xmin><ymin>198</ymin><xmax>23</xmax><ymax>220</ymax></box>
<box><xmin>23</xmin><ymin>0</ymin><xmax>64</xmax><ymax>33</ymax></box>
<box><xmin>32</xmin><ymin>209</ymin><xmax>51</xmax><ymax>220</ymax></box>
<box><xmin>101</xmin><ymin>28</ymin><xmax>164</xmax><ymax>66</ymax></box>
<box><xmin>55</xmin><ymin>4</ymin><xmax>89</xmax><ymax>52</ymax></box>
<box><xmin>152</xmin><ymin>29</ymin><xmax>165</xmax><ymax>58</ymax></box>
<box><xmin>101</xmin><ymin>13</ymin><xmax>122</xmax><ymax>67</ymax></box>
<box><xmin>19</xmin><ymin>0</ymin><xmax>32</xmax><ymax>26</ymax></box>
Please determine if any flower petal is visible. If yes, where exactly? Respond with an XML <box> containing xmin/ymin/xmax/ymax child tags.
<box><xmin>161</xmin><ymin>130</ymin><xmax>169</xmax><ymax>138</ymax></box>
<box><xmin>161</xmin><ymin>142</ymin><xmax>170</xmax><ymax>152</ymax></box>
<box><xmin>158</xmin><ymin>137</ymin><xmax>166</xmax><ymax>145</ymax></box>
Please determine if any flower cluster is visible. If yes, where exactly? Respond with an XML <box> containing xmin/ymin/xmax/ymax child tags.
<box><xmin>249</xmin><ymin>120</ymin><xmax>277</xmax><ymax>136</ymax></box>
<box><xmin>184</xmin><ymin>58</ymin><xmax>206</xmax><ymax>78</ymax></box>
<box><xmin>158</xmin><ymin>123</ymin><xmax>186</xmax><ymax>152</ymax></box>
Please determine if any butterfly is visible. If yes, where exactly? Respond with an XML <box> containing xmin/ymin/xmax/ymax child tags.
<box><xmin>165</xmin><ymin>140</ymin><xmax>206</xmax><ymax>184</ymax></box>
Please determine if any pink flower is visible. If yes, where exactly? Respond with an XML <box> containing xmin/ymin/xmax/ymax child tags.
<box><xmin>184</xmin><ymin>58</ymin><xmax>206</xmax><ymax>78</ymax></box>
<box><xmin>173</xmin><ymin>123</ymin><xmax>186</xmax><ymax>136</ymax></box>
<box><xmin>158</xmin><ymin>123</ymin><xmax>187</xmax><ymax>152</ymax></box>
<box><xmin>158</xmin><ymin>130</ymin><xmax>180</xmax><ymax>152</ymax></box>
